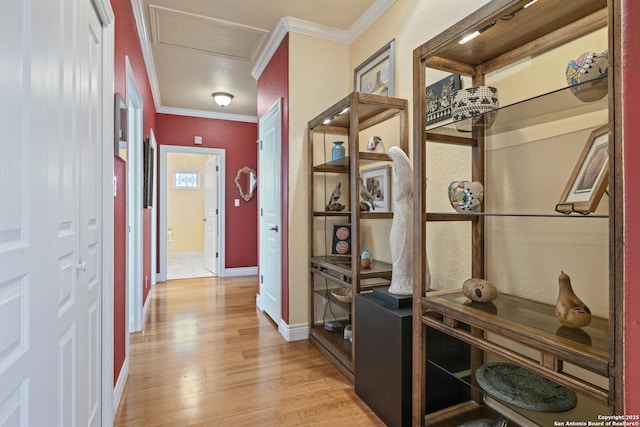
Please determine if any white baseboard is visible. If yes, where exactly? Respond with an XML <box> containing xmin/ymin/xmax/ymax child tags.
<box><xmin>278</xmin><ymin>321</ymin><xmax>309</xmax><ymax>342</ymax></box>
<box><xmin>113</xmin><ymin>358</ymin><xmax>129</xmax><ymax>414</ymax></box>
<box><xmin>256</xmin><ymin>294</ymin><xmax>308</xmax><ymax>341</ymax></box>
<box><xmin>224</xmin><ymin>266</ymin><xmax>258</xmax><ymax>277</ymax></box>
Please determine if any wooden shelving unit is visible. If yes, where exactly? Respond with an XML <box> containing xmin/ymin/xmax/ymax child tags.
<box><xmin>307</xmin><ymin>92</ymin><xmax>408</xmax><ymax>381</ymax></box>
<box><xmin>412</xmin><ymin>0</ymin><xmax>622</xmax><ymax>425</ymax></box>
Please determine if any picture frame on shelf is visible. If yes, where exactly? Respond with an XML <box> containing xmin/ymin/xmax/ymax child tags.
<box><xmin>331</xmin><ymin>224</ymin><xmax>352</xmax><ymax>255</ymax></box>
<box><xmin>354</xmin><ymin>39</ymin><xmax>395</xmax><ymax>96</ymax></box>
<box><xmin>426</xmin><ymin>74</ymin><xmax>461</xmax><ymax>125</ymax></box>
<box><xmin>556</xmin><ymin>125</ymin><xmax>609</xmax><ymax>214</ymax></box>
<box><xmin>361</xmin><ymin>165</ymin><xmax>391</xmax><ymax>212</ymax></box>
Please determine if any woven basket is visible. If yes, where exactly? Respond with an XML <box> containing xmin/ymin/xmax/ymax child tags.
<box><xmin>331</xmin><ymin>288</ymin><xmax>353</xmax><ymax>303</ymax></box>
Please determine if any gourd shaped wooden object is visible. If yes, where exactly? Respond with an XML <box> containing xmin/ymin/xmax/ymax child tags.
<box><xmin>555</xmin><ymin>271</ymin><xmax>592</xmax><ymax>328</ymax></box>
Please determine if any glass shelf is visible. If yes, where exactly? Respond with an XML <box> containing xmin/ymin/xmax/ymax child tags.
<box><xmin>426</xmin><ymin>76</ymin><xmax>608</xmax><ymax>138</ymax></box>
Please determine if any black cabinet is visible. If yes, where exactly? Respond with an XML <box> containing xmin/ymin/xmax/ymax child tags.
<box><xmin>355</xmin><ymin>289</ymin><xmax>412</xmax><ymax>427</ymax></box>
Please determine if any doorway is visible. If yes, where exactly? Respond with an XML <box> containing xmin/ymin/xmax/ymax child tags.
<box><xmin>159</xmin><ymin>146</ymin><xmax>226</xmax><ymax>282</ymax></box>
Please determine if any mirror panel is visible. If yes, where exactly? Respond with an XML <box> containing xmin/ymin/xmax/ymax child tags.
<box><xmin>235</xmin><ymin>166</ymin><xmax>257</xmax><ymax>201</ymax></box>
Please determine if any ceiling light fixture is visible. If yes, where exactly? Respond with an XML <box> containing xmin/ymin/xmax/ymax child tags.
<box><xmin>212</xmin><ymin>92</ymin><xmax>234</xmax><ymax>107</ymax></box>
<box><xmin>458</xmin><ymin>21</ymin><xmax>496</xmax><ymax>44</ymax></box>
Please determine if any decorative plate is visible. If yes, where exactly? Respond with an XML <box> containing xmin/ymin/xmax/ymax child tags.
<box><xmin>475</xmin><ymin>362</ymin><xmax>577</xmax><ymax>413</ymax></box>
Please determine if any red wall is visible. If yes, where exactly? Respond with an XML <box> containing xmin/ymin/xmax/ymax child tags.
<box><xmin>257</xmin><ymin>35</ymin><xmax>290</xmax><ymax>323</ymax></box>
<box><xmin>112</xmin><ymin>0</ymin><xmax>157</xmax><ymax>383</ymax></box>
<box><xmin>623</xmin><ymin>0</ymin><xmax>640</xmax><ymax>413</ymax></box>
<box><xmin>155</xmin><ymin>114</ymin><xmax>258</xmax><ymax>268</ymax></box>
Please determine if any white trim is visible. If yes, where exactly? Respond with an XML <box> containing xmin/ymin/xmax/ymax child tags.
<box><xmin>224</xmin><ymin>266</ymin><xmax>258</xmax><ymax>277</ymax></box>
<box><xmin>157</xmin><ymin>106</ymin><xmax>258</xmax><ymax>123</ymax></box>
<box><xmin>131</xmin><ymin>0</ymin><xmax>162</xmax><ymax>110</ymax></box>
<box><xmin>149</xmin><ymin>129</ymin><xmax>158</xmax><ymax>286</ymax></box>
<box><xmin>97</xmin><ymin>0</ymin><xmax>115</xmax><ymax>422</ymax></box>
<box><xmin>159</xmin><ymin>145</ymin><xmax>226</xmax><ymax>282</ymax></box>
<box><xmin>94</xmin><ymin>0</ymin><xmax>115</xmax><ymax>25</ymax></box>
<box><xmin>112</xmin><ymin>358</ymin><xmax>129</xmax><ymax>416</ymax></box>
<box><xmin>278</xmin><ymin>321</ymin><xmax>309</xmax><ymax>342</ymax></box>
<box><xmin>251</xmin><ymin>0</ymin><xmax>396</xmax><ymax>79</ymax></box>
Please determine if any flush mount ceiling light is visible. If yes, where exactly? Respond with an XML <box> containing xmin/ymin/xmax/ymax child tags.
<box><xmin>212</xmin><ymin>92</ymin><xmax>234</xmax><ymax>107</ymax></box>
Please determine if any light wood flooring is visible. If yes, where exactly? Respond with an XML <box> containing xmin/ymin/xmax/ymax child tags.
<box><xmin>114</xmin><ymin>276</ymin><xmax>384</xmax><ymax>426</ymax></box>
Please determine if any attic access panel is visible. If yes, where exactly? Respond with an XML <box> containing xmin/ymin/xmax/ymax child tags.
<box><xmin>422</xmin><ymin>0</ymin><xmax>607</xmax><ymax>68</ymax></box>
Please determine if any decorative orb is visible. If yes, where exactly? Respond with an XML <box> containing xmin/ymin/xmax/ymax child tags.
<box><xmin>452</xmin><ymin>86</ymin><xmax>499</xmax><ymax>132</ymax></box>
<box><xmin>565</xmin><ymin>51</ymin><xmax>608</xmax><ymax>102</ymax></box>
<box><xmin>448</xmin><ymin>181</ymin><xmax>484</xmax><ymax>213</ymax></box>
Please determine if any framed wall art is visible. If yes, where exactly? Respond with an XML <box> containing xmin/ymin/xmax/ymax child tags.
<box><xmin>556</xmin><ymin>125</ymin><xmax>609</xmax><ymax>214</ymax></box>
<box><xmin>331</xmin><ymin>224</ymin><xmax>352</xmax><ymax>255</ymax></box>
<box><xmin>114</xmin><ymin>92</ymin><xmax>127</xmax><ymax>159</ymax></box>
<box><xmin>426</xmin><ymin>74</ymin><xmax>461</xmax><ymax>125</ymax></box>
<box><xmin>354</xmin><ymin>39</ymin><xmax>395</xmax><ymax>96</ymax></box>
<box><xmin>361</xmin><ymin>165</ymin><xmax>391</xmax><ymax>212</ymax></box>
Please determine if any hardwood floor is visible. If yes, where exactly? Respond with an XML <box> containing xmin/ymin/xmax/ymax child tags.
<box><xmin>114</xmin><ymin>276</ymin><xmax>384</xmax><ymax>426</ymax></box>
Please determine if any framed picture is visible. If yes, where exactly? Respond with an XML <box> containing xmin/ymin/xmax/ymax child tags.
<box><xmin>361</xmin><ymin>165</ymin><xmax>391</xmax><ymax>212</ymax></box>
<box><xmin>354</xmin><ymin>40</ymin><xmax>395</xmax><ymax>96</ymax></box>
<box><xmin>331</xmin><ymin>224</ymin><xmax>352</xmax><ymax>256</ymax></box>
<box><xmin>143</xmin><ymin>138</ymin><xmax>154</xmax><ymax>208</ymax></box>
<box><xmin>426</xmin><ymin>74</ymin><xmax>461</xmax><ymax>125</ymax></box>
<box><xmin>114</xmin><ymin>92</ymin><xmax>127</xmax><ymax>159</ymax></box>
<box><xmin>556</xmin><ymin>125</ymin><xmax>609</xmax><ymax>214</ymax></box>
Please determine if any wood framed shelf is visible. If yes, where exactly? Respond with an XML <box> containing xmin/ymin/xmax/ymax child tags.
<box><xmin>308</xmin><ymin>92</ymin><xmax>408</xmax><ymax>378</ymax></box>
<box><xmin>411</xmin><ymin>0</ymin><xmax>621</xmax><ymax>425</ymax></box>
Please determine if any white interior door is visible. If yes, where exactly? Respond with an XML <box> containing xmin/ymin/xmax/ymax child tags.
<box><xmin>258</xmin><ymin>99</ymin><xmax>282</xmax><ymax>325</ymax></box>
<box><xmin>0</xmin><ymin>0</ymin><xmax>103</xmax><ymax>424</ymax></box>
<box><xmin>204</xmin><ymin>156</ymin><xmax>219</xmax><ymax>275</ymax></box>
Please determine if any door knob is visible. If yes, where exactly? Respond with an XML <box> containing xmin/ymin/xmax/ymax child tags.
<box><xmin>269</xmin><ymin>225</ymin><xmax>279</xmax><ymax>232</ymax></box>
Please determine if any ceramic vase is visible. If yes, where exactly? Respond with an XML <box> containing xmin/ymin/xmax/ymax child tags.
<box><xmin>566</xmin><ymin>51</ymin><xmax>608</xmax><ymax>102</ymax></box>
<box><xmin>448</xmin><ymin>181</ymin><xmax>484</xmax><ymax>213</ymax></box>
<box><xmin>360</xmin><ymin>249</ymin><xmax>372</xmax><ymax>268</ymax></box>
<box><xmin>555</xmin><ymin>271</ymin><xmax>592</xmax><ymax>328</ymax></box>
<box><xmin>331</xmin><ymin>141</ymin><xmax>345</xmax><ymax>161</ymax></box>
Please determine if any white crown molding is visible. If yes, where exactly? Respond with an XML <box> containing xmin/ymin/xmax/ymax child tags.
<box><xmin>348</xmin><ymin>0</ymin><xmax>396</xmax><ymax>42</ymax></box>
<box><xmin>157</xmin><ymin>106</ymin><xmax>258</xmax><ymax>123</ymax></box>
<box><xmin>252</xmin><ymin>0</ymin><xmax>396</xmax><ymax>80</ymax></box>
<box><xmin>131</xmin><ymin>0</ymin><xmax>162</xmax><ymax>111</ymax></box>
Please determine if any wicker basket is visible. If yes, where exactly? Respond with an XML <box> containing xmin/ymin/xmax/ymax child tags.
<box><xmin>330</xmin><ymin>288</ymin><xmax>353</xmax><ymax>303</ymax></box>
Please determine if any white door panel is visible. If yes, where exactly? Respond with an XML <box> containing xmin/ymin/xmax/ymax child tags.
<box><xmin>258</xmin><ymin>100</ymin><xmax>282</xmax><ymax>325</ymax></box>
<box><xmin>204</xmin><ymin>157</ymin><xmax>219</xmax><ymax>275</ymax></box>
<box><xmin>0</xmin><ymin>0</ymin><xmax>103</xmax><ymax>424</ymax></box>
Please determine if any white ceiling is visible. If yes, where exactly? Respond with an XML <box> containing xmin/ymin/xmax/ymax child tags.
<box><xmin>133</xmin><ymin>0</ymin><xmax>395</xmax><ymax>122</ymax></box>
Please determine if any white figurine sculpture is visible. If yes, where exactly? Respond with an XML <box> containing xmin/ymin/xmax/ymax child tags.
<box><xmin>388</xmin><ymin>147</ymin><xmax>415</xmax><ymax>295</ymax></box>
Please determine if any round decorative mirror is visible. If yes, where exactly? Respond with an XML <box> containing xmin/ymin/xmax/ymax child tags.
<box><xmin>235</xmin><ymin>166</ymin><xmax>257</xmax><ymax>202</ymax></box>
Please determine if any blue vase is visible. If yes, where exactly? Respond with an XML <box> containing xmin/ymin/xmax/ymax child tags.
<box><xmin>332</xmin><ymin>141</ymin><xmax>345</xmax><ymax>161</ymax></box>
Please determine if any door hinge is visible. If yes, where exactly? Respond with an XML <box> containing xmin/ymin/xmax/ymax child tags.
<box><xmin>260</xmin><ymin>275</ymin><xmax>263</xmax><ymax>284</ymax></box>
<box><xmin>216</xmin><ymin>165</ymin><xmax>219</xmax><ymax>172</ymax></box>
<box><xmin>258</xmin><ymin>140</ymin><xmax>263</xmax><ymax>150</ymax></box>
<box><xmin>216</xmin><ymin>208</ymin><xmax>218</xmax><ymax>215</ymax></box>
<box><xmin>260</xmin><ymin>208</ymin><xmax>263</xmax><ymax>216</ymax></box>
<box><xmin>216</xmin><ymin>252</ymin><xmax>219</xmax><ymax>258</ymax></box>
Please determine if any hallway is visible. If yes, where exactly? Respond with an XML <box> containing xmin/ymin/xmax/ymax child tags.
<box><xmin>114</xmin><ymin>276</ymin><xmax>383</xmax><ymax>426</ymax></box>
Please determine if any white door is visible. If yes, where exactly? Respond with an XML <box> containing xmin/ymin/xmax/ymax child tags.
<box><xmin>0</xmin><ymin>0</ymin><xmax>103</xmax><ymax>424</ymax></box>
<box><xmin>204</xmin><ymin>157</ymin><xmax>219</xmax><ymax>275</ymax></box>
<box><xmin>258</xmin><ymin>99</ymin><xmax>283</xmax><ymax>324</ymax></box>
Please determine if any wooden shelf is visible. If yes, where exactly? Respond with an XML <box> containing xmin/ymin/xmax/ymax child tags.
<box><xmin>308</xmin><ymin>92</ymin><xmax>408</xmax><ymax>380</ymax></box>
<box><xmin>412</xmin><ymin>0</ymin><xmax>621</xmax><ymax>424</ymax></box>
